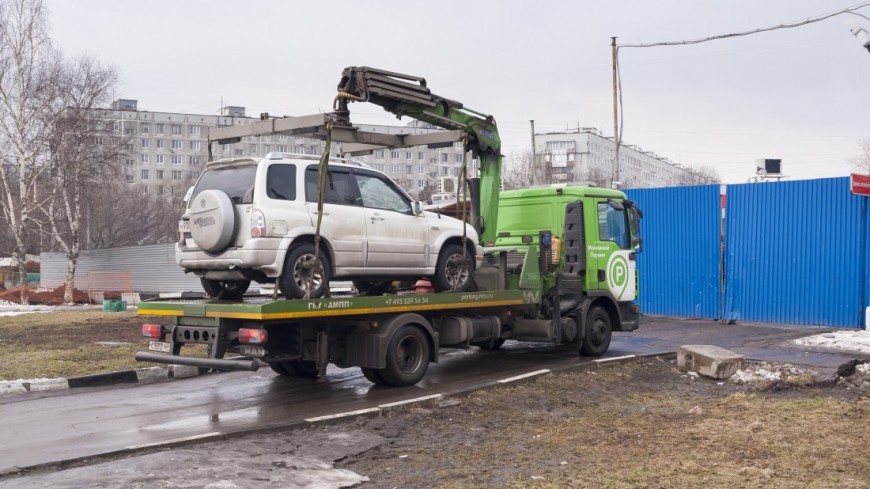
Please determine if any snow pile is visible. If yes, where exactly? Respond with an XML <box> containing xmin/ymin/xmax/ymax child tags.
<box><xmin>793</xmin><ymin>330</ymin><xmax>870</xmax><ymax>354</ymax></box>
<box><xmin>731</xmin><ymin>362</ymin><xmax>817</xmax><ymax>385</ymax></box>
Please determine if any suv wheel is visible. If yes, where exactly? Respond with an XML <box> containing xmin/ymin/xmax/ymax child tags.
<box><xmin>432</xmin><ymin>244</ymin><xmax>473</xmax><ymax>293</ymax></box>
<box><xmin>281</xmin><ymin>243</ymin><xmax>330</xmax><ymax>299</ymax></box>
<box><xmin>200</xmin><ymin>278</ymin><xmax>250</xmax><ymax>301</ymax></box>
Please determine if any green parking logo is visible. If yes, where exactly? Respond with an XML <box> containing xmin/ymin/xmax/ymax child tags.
<box><xmin>608</xmin><ymin>254</ymin><xmax>629</xmax><ymax>299</ymax></box>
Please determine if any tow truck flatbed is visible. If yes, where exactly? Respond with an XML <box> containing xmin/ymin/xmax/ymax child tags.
<box><xmin>137</xmin><ymin>289</ymin><xmax>541</xmax><ymax>321</ymax></box>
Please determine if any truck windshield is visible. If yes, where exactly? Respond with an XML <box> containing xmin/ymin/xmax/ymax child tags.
<box><xmin>192</xmin><ymin>165</ymin><xmax>257</xmax><ymax>205</ymax></box>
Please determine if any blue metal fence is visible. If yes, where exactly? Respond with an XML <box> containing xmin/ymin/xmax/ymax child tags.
<box><xmin>723</xmin><ymin>178</ymin><xmax>866</xmax><ymax>327</ymax></box>
<box><xmin>626</xmin><ymin>185</ymin><xmax>722</xmax><ymax>319</ymax></box>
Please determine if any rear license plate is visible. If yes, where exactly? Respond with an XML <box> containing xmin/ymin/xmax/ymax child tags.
<box><xmin>148</xmin><ymin>340</ymin><xmax>171</xmax><ymax>353</ymax></box>
<box><xmin>179</xmin><ymin>220</ymin><xmax>190</xmax><ymax>232</ymax></box>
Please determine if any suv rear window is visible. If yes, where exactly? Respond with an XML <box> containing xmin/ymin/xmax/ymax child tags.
<box><xmin>191</xmin><ymin>165</ymin><xmax>257</xmax><ymax>205</ymax></box>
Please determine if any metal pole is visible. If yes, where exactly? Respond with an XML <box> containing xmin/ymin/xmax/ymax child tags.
<box><xmin>530</xmin><ymin>120</ymin><xmax>536</xmax><ymax>185</ymax></box>
<box><xmin>611</xmin><ymin>37</ymin><xmax>620</xmax><ymax>188</ymax></box>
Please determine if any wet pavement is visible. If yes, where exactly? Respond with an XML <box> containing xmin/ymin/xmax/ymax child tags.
<box><xmin>0</xmin><ymin>315</ymin><xmax>867</xmax><ymax>479</ymax></box>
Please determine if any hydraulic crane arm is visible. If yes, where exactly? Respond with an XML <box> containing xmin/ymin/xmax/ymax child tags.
<box><xmin>334</xmin><ymin>66</ymin><xmax>503</xmax><ymax>246</ymax></box>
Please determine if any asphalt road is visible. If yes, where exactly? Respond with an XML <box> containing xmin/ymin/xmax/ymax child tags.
<box><xmin>0</xmin><ymin>316</ymin><xmax>864</xmax><ymax>475</ymax></box>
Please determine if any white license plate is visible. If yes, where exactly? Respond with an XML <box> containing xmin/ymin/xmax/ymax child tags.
<box><xmin>148</xmin><ymin>340</ymin><xmax>171</xmax><ymax>353</ymax></box>
<box><xmin>179</xmin><ymin>220</ymin><xmax>190</xmax><ymax>233</ymax></box>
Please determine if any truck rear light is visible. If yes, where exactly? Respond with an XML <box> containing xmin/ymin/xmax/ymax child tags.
<box><xmin>142</xmin><ymin>324</ymin><xmax>163</xmax><ymax>338</ymax></box>
<box><xmin>251</xmin><ymin>209</ymin><xmax>266</xmax><ymax>237</ymax></box>
<box><xmin>239</xmin><ymin>328</ymin><xmax>267</xmax><ymax>345</ymax></box>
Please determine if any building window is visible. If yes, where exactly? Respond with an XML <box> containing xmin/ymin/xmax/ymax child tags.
<box><xmin>156</xmin><ymin>170</ymin><xmax>164</xmax><ymax>179</ymax></box>
<box><xmin>141</xmin><ymin>138</ymin><xmax>149</xmax><ymax>148</ymax></box>
<box><xmin>156</xmin><ymin>155</ymin><xmax>164</xmax><ymax>165</ymax></box>
<box><xmin>418</xmin><ymin>166</ymin><xmax>426</xmax><ymax>174</ymax></box>
<box><xmin>141</xmin><ymin>154</ymin><xmax>149</xmax><ymax>164</ymax></box>
<box><xmin>406</xmin><ymin>151</ymin><xmax>412</xmax><ymax>160</ymax></box>
<box><xmin>124</xmin><ymin>143</ymin><xmax>133</xmax><ymax>151</ymax></box>
<box><xmin>190</xmin><ymin>125</ymin><xmax>200</xmax><ymax>136</ymax></box>
<box><xmin>156</xmin><ymin>185</ymin><xmax>164</xmax><ymax>195</ymax></box>
<box><xmin>172</xmin><ymin>155</ymin><xmax>183</xmax><ymax>165</ymax></box>
<box><xmin>310</xmin><ymin>145</ymin><xmax>320</xmax><ymax>155</ymax></box>
<box><xmin>171</xmin><ymin>124</ymin><xmax>182</xmax><ymax>135</ymax></box>
<box><xmin>375</xmin><ymin>149</ymin><xmax>385</xmax><ymax>159</ymax></box>
<box><xmin>141</xmin><ymin>169</ymin><xmax>149</xmax><ymax>179</ymax></box>
<box><xmin>248</xmin><ymin>144</ymin><xmax>257</xmax><ymax>154</ymax></box>
<box><xmin>293</xmin><ymin>144</ymin><xmax>304</xmax><ymax>153</ymax></box>
<box><xmin>418</xmin><ymin>179</ymin><xmax>425</xmax><ymax>188</ymax></box>
<box><xmin>391</xmin><ymin>165</ymin><xmax>400</xmax><ymax>173</ymax></box>
<box><xmin>125</xmin><ymin>174</ymin><xmax>134</xmax><ymax>182</ymax></box>
<box><xmin>277</xmin><ymin>145</ymin><xmax>287</xmax><ymax>152</ymax></box>
<box><xmin>190</xmin><ymin>141</ymin><xmax>201</xmax><ymax>151</ymax></box>
<box><xmin>455</xmin><ymin>154</ymin><xmax>463</xmax><ymax>163</ymax></box>
<box><xmin>171</xmin><ymin>140</ymin><xmax>183</xmax><ymax>150</ymax></box>
<box><xmin>141</xmin><ymin>123</ymin><xmax>149</xmax><ymax>134</ymax></box>
<box><xmin>234</xmin><ymin>149</ymin><xmax>244</xmax><ymax>156</ymax></box>
<box><xmin>156</xmin><ymin>124</ymin><xmax>164</xmax><ymax>134</ymax></box>
<box><xmin>124</xmin><ymin>128</ymin><xmax>135</xmax><ymax>135</ymax></box>
<box><xmin>172</xmin><ymin>170</ymin><xmax>182</xmax><ymax>180</ymax></box>
<box><xmin>441</xmin><ymin>153</ymin><xmax>448</xmax><ymax>163</ymax></box>
<box><xmin>125</xmin><ymin>159</ymin><xmax>134</xmax><ymax>166</ymax></box>
<box><xmin>189</xmin><ymin>155</ymin><xmax>201</xmax><ymax>165</ymax></box>
<box><xmin>141</xmin><ymin>185</ymin><xmax>148</xmax><ymax>194</ymax></box>
<box><xmin>391</xmin><ymin>150</ymin><xmax>400</xmax><ymax>159</ymax></box>
<box><xmin>93</xmin><ymin>136</ymin><xmax>103</xmax><ymax>145</ymax></box>
<box><xmin>263</xmin><ymin>144</ymin><xmax>270</xmax><ymax>153</ymax></box>
<box><xmin>157</xmin><ymin>139</ymin><xmax>165</xmax><ymax>149</ymax></box>
<box><xmin>417</xmin><ymin>151</ymin><xmax>425</xmax><ymax>160</ymax></box>
<box><xmin>406</xmin><ymin>165</ymin><xmax>413</xmax><ymax>174</ymax></box>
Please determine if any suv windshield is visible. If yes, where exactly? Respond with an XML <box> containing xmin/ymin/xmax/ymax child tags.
<box><xmin>192</xmin><ymin>165</ymin><xmax>257</xmax><ymax>205</ymax></box>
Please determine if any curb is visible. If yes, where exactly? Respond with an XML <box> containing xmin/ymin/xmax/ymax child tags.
<box><xmin>0</xmin><ymin>365</ymin><xmax>206</xmax><ymax>397</ymax></box>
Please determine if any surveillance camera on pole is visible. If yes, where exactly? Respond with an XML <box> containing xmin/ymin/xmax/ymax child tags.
<box><xmin>848</xmin><ymin>20</ymin><xmax>870</xmax><ymax>53</ymax></box>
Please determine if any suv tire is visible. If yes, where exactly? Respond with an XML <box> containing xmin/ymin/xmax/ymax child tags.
<box><xmin>188</xmin><ymin>189</ymin><xmax>236</xmax><ymax>253</ymax></box>
<box><xmin>281</xmin><ymin>243</ymin><xmax>330</xmax><ymax>299</ymax></box>
<box><xmin>431</xmin><ymin>244</ymin><xmax>473</xmax><ymax>293</ymax></box>
<box><xmin>200</xmin><ymin>278</ymin><xmax>250</xmax><ymax>301</ymax></box>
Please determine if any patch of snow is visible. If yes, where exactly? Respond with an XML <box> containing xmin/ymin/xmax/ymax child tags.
<box><xmin>793</xmin><ymin>330</ymin><xmax>870</xmax><ymax>354</ymax></box>
<box><xmin>731</xmin><ymin>362</ymin><xmax>817</xmax><ymax>385</ymax></box>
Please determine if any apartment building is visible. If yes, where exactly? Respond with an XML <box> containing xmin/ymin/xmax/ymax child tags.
<box><xmin>535</xmin><ymin>127</ymin><xmax>701</xmax><ymax>188</ymax></box>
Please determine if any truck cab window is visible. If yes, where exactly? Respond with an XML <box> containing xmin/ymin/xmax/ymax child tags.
<box><xmin>597</xmin><ymin>202</ymin><xmax>630</xmax><ymax>249</ymax></box>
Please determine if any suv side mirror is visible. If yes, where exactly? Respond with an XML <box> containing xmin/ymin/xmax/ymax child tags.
<box><xmin>412</xmin><ymin>201</ymin><xmax>424</xmax><ymax>216</ymax></box>
<box><xmin>182</xmin><ymin>186</ymin><xmax>194</xmax><ymax>204</ymax></box>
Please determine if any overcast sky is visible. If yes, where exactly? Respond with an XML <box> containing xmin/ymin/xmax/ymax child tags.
<box><xmin>44</xmin><ymin>0</ymin><xmax>870</xmax><ymax>183</ymax></box>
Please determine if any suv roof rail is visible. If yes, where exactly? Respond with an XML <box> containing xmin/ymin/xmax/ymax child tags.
<box><xmin>264</xmin><ymin>152</ymin><xmax>370</xmax><ymax>168</ymax></box>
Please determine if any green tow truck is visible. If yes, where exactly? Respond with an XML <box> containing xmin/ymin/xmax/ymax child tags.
<box><xmin>136</xmin><ymin>67</ymin><xmax>643</xmax><ymax>387</ymax></box>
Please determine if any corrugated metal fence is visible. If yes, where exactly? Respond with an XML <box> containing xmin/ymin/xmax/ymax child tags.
<box><xmin>629</xmin><ymin>176</ymin><xmax>868</xmax><ymax>328</ymax></box>
<box><xmin>41</xmin><ymin>243</ymin><xmax>201</xmax><ymax>294</ymax></box>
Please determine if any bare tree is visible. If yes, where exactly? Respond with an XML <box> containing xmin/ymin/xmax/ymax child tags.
<box><xmin>503</xmin><ymin>150</ymin><xmax>555</xmax><ymax>190</ymax></box>
<box><xmin>87</xmin><ymin>182</ymin><xmax>179</xmax><ymax>249</ymax></box>
<box><xmin>849</xmin><ymin>137</ymin><xmax>870</xmax><ymax>174</ymax></box>
<box><xmin>676</xmin><ymin>165</ymin><xmax>722</xmax><ymax>186</ymax></box>
<box><xmin>42</xmin><ymin>56</ymin><xmax>119</xmax><ymax>303</ymax></box>
<box><xmin>0</xmin><ymin>0</ymin><xmax>63</xmax><ymax>303</ymax></box>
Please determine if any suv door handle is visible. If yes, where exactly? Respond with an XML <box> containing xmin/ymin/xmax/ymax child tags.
<box><xmin>370</xmin><ymin>215</ymin><xmax>385</xmax><ymax>222</ymax></box>
<box><xmin>312</xmin><ymin>210</ymin><xmax>329</xmax><ymax>216</ymax></box>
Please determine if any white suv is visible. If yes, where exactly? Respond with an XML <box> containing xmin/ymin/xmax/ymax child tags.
<box><xmin>177</xmin><ymin>153</ymin><xmax>480</xmax><ymax>300</ymax></box>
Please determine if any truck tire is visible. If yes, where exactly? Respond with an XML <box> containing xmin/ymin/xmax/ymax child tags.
<box><xmin>580</xmin><ymin>306</ymin><xmax>612</xmax><ymax>357</ymax></box>
<box><xmin>188</xmin><ymin>189</ymin><xmax>236</xmax><ymax>253</ymax></box>
<box><xmin>268</xmin><ymin>359</ymin><xmax>319</xmax><ymax>378</ymax></box>
<box><xmin>380</xmin><ymin>324</ymin><xmax>430</xmax><ymax>387</ymax></box>
<box><xmin>431</xmin><ymin>244</ymin><xmax>473</xmax><ymax>293</ymax></box>
<box><xmin>360</xmin><ymin>367</ymin><xmax>388</xmax><ymax>385</ymax></box>
<box><xmin>281</xmin><ymin>243</ymin><xmax>330</xmax><ymax>299</ymax></box>
<box><xmin>200</xmin><ymin>278</ymin><xmax>250</xmax><ymax>301</ymax></box>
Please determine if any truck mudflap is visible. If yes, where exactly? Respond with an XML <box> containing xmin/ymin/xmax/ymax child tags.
<box><xmin>135</xmin><ymin>352</ymin><xmax>260</xmax><ymax>371</ymax></box>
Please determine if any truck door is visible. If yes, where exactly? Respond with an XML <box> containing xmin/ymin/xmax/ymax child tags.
<box><xmin>593</xmin><ymin>199</ymin><xmax>637</xmax><ymax>301</ymax></box>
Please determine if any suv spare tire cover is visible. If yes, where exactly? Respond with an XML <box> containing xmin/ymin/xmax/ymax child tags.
<box><xmin>188</xmin><ymin>189</ymin><xmax>236</xmax><ymax>252</ymax></box>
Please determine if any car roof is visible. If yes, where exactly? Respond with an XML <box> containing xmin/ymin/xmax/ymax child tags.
<box><xmin>206</xmin><ymin>152</ymin><xmax>370</xmax><ymax>171</ymax></box>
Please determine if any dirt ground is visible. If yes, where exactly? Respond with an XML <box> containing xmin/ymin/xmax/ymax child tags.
<box><xmin>0</xmin><ymin>286</ymin><xmax>93</xmax><ymax>305</ymax></box>
<box><xmin>333</xmin><ymin>358</ymin><xmax>870</xmax><ymax>489</ymax></box>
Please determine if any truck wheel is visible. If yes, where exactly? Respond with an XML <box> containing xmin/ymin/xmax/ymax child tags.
<box><xmin>579</xmin><ymin>306</ymin><xmax>612</xmax><ymax>357</ymax></box>
<box><xmin>360</xmin><ymin>367</ymin><xmax>388</xmax><ymax>385</ymax></box>
<box><xmin>432</xmin><ymin>244</ymin><xmax>473</xmax><ymax>293</ymax></box>
<box><xmin>268</xmin><ymin>359</ymin><xmax>319</xmax><ymax>378</ymax></box>
<box><xmin>380</xmin><ymin>324</ymin><xmax>430</xmax><ymax>387</ymax></box>
<box><xmin>200</xmin><ymin>278</ymin><xmax>250</xmax><ymax>301</ymax></box>
<box><xmin>281</xmin><ymin>243</ymin><xmax>330</xmax><ymax>299</ymax></box>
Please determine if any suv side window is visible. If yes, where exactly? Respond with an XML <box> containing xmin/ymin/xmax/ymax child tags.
<box><xmin>305</xmin><ymin>167</ymin><xmax>358</xmax><ymax>205</ymax></box>
<box><xmin>266</xmin><ymin>164</ymin><xmax>296</xmax><ymax>201</ymax></box>
<box><xmin>355</xmin><ymin>172</ymin><xmax>411</xmax><ymax>214</ymax></box>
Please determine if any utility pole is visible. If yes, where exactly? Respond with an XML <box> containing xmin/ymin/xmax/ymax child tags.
<box><xmin>530</xmin><ymin>119</ymin><xmax>537</xmax><ymax>185</ymax></box>
<box><xmin>611</xmin><ymin>36</ymin><xmax>621</xmax><ymax>189</ymax></box>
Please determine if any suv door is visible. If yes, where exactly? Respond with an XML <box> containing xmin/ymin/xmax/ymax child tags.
<box><xmin>304</xmin><ymin>167</ymin><xmax>366</xmax><ymax>269</ymax></box>
<box><xmin>354</xmin><ymin>171</ymin><xmax>428</xmax><ymax>269</ymax></box>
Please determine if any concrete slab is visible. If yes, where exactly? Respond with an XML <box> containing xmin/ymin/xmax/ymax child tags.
<box><xmin>677</xmin><ymin>344</ymin><xmax>745</xmax><ymax>379</ymax></box>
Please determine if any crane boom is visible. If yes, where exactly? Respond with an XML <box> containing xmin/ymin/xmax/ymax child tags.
<box><xmin>335</xmin><ymin>66</ymin><xmax>503</xmax><ymax>246</ymax></box>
